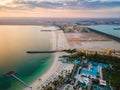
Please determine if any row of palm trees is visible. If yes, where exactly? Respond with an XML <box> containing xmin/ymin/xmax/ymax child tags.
<box><xmin>40</xmin><ymin>70</ymin><xmax>73</xmax><ymax>90</ymax></box>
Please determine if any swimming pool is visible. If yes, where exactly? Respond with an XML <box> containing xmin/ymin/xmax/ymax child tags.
<box><xmin>80</xmin><ymin>62</ymin><xmax>108</xmax><ymax>76</ymax></box>
<box><xmin>81</xmin><ymin>65</ymin><xmax>98</xmax><ymax>76</ymax></box>
<box><xmin>61</xmin><ymin>58</ymin><xmax>80</xmax><ymax>65</ymax></box>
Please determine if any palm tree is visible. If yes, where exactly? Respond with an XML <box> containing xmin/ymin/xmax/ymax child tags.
<box><xmin>63</xmin><ymin>48</ymin><xmax>77</xmax><ymax>55</ymax></box>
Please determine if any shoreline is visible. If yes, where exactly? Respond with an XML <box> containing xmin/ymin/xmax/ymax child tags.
<box><xmin>23</xmin><ymin>54</ymin><xmax>59</xmax><ymax>90</ymax></box>
<box><xmin>23</xmin><ymin>30</ymin><xmax>61</xmax><ymax>90</ymax></box>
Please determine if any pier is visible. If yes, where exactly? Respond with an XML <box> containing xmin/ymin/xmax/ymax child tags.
<box><xmin>11</xmin><ymin>74</ymin><xmax>32</xmax><ymax>88</ymax></box>
<box><xmin>40</xmin><ymin>30</ymin><xmax>60</xmax><ymax>32</ymax></box>
<box><xmin>40</xmin><ymin>30</ymin><xmax>53</xmax><ymax>32</ymax></box>
<box><xmin>6</xmin><ymin>71</ymin><xmax>32</xmax><ymax>89</ymax></box>
<box><xmin>27</xmin><ymin>50</ymin><xmax>62</xmax><ymax>54</ymax></box>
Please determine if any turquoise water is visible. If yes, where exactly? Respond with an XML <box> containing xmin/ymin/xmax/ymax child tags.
<box><xmin>80</xmin><ymin>62</ymin><xmax>108</xmax><ymax>76</ymax></box>
<box><xmin>81</xmin><ymin>65</ymin><xmax>98</xmax><ymax>76</ymax></box>
<box><xmin>0</xmin><ymin>25</ymin><xmax>56</xmax><ymax>90</ymax></box>
<box><xmin>87</xmin><ymin>25</ymin><xmax>120</xmax><ymax>38</ymax></box>
<box><xmin>59</xmin><ymin>58</ymin><xmax>80</xmax><ymax>65</ymax></box>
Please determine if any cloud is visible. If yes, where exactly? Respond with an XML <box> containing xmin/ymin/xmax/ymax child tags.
<box><xmin>18</xmin><ymin>0</ymin><xmax>120</xmax><ymax>9</ymax></box>
<box><xmin>0</xmin><ymin>0</ymin><xmax>120</xmax><ymax>10</ymax></box>
<box><xmin>81</xmin><ymin>1</ymin><xmax>120</xmax><ymax>9</ymax></box>
<box><xmin>0</xmin><ymin>0</ymin><xmax>120</xmax><ymax>18</ymax></box>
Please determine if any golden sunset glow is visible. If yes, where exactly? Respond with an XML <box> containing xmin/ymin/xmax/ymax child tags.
<box><xmin>0</xmin><ymin>0</ymin><xmax>120</xmax><ymax>18</ymax></box>
<box><xmin>0</xmin><ymin>0</ymin><xmax>13</xmax><ymax>5</ymax></box>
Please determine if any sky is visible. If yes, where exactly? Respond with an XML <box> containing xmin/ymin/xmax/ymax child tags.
<box><xmin>0</xmin><ymin>0</ymin><xmax>120</xmax><ymax>18</ymax></box>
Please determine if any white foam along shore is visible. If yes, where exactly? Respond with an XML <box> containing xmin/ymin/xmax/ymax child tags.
<box><xmin>24</xmin><ymin>29</ymin><xmax>72</xmax><ymax>90</ymax></box>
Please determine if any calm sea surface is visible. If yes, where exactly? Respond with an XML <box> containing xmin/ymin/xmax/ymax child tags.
<box><xmin>87</xmin><ymin>25</ymin><xmax>120</xmax><ymax>38</ymax></box>
<box><xmin>0</xmin><ymin>25</ymin><xmax>56</xmax><ymax>90</ymax></box>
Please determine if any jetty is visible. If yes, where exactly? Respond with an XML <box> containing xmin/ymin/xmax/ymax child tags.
<box><xmin>27</xmin><ymin>50</ymin><xmax>62</xmax><ymax>54</ymax></box>
<box><xmin>6</xmin><ymin>71</ymin><xmax>32</xmax><ymax>89</ymax></box>
<box><xmin>41</xmin><ymin>30</ymin><xmax>53</xmax><ymax>32</ymax></box>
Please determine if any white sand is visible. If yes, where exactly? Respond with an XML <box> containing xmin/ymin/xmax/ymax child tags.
<box><xmin>24</xmin><ymin>30</ymin><xmax>71</xmax><ymax>90</ymax></box>
<box><xmin>57</xmin><ymin>31</ymin><xmax>70</xmax><ymax>50</ymax></box>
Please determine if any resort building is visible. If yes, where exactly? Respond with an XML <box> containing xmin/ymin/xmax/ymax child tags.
<box><xmin>99</xmin><ymin>79</ymin><xmax>107</xmax><ymax>86</ymax></box>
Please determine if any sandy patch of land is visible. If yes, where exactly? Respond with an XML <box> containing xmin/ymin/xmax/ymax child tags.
<box><xmin>57</xmin><ymin>31</ymin><xmax>70</xmax><ymax>50</ymax></box>
<box><xmin>65</xmin><ymin>32</ymin><xmax>120</xmax><ymax>50</ymax></box>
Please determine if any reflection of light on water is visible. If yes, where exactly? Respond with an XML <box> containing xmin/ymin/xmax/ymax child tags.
<box><xmin>0</xmin><ymin>25</ymin><xmax>57</xmax><ymax>90</ymax></box>
<box><xmin>0</xmin><ymin>26</ymin><xmax>52</xmax><ymax>72</ymax></box>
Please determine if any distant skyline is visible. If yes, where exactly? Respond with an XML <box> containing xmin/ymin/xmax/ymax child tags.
<box><xmin>0</xmin><ymin>0</ymin><xmax>120</xmax><ymax>18</ymax></box>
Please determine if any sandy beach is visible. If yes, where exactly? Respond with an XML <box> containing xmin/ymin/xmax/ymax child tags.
<box><xmin>23</xmin><ymin>54</ymin><xmax>60</xmax><ymax>90</ymax></box>
<box><xmin>24</xmin><ymin>30</ymin><xmax>58</xmax><ymax>90</ymax></box>
<box><xmin>24</xmin><ymin>30</ymin><xmax>70</xmax><ymax>90</ymax></box>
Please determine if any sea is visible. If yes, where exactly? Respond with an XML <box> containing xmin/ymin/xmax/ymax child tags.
<box><xmin>0</xmin><ymin>25</ymin><xmax>57</xmax><ymax>90</ymax></box>
<box><xmin>87</xmin><ymin>25</ymin><xmax>120</xmax><ymax>39</ymax></box>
